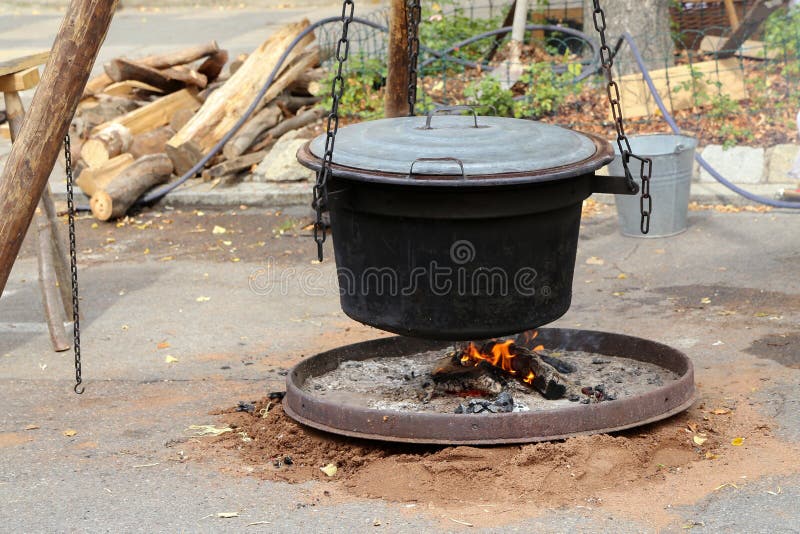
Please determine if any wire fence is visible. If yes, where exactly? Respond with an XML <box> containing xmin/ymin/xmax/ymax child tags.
<box><xmin>316</xmin><ymin>0</ymin><xmax>800</xmax><ymax>147</ymax></box>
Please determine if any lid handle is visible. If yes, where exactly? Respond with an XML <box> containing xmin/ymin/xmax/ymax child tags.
<box><xmin>408</xmin><ymin>157</ymin><xmax>466</xmax><ymax>180</ymax></box>
<box><xmin>423</xmin><ymin>105</ymin><xmax>482</xmax><ymax>129</ymax></box>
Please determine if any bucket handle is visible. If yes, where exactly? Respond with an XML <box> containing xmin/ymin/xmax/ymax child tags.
<box><xmin>421</xmin><ymin>105</ymin><xmax>486</xmax><ymax>129</ymax></box>
<box><xmin>408</xmin><ymin>157</ymin><xmax>466</xmax><ymax>180</ymax></box>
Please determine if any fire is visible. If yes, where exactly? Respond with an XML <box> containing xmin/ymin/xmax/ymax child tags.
<box><xmin>459</xmin><ymin>333</ymin><xmax>545</xmax><ymax>385</ymax></box>
<box><xmin>460</xmin><ymin>339</ymin><xmax>518</xmax><ymax>373</ymax></box>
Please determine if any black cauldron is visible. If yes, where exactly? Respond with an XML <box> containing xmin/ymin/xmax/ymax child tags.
<box><xmin>298</xmin><ymin>110</ymin><xmax>635</xmax><ymax>340</ymax></box>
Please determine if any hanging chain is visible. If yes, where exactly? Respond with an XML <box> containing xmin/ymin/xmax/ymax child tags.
<box><xmin>312</xmin><ymin>0</ymin><xmax>355</xmax><ymax>261</ymax></box>
<box><xmin>591</xmin><ymin>0</ymin><xmax>652</xmax><ymax>234</ymax></box>
<box><xmin>64</xmin><ymin>134</ymin><xmax>83</xmax><ymax>394</ymax></box>
<box><xmin>406</xmin><ymin>0</ymin><xmax>422</xmax><ymax>116</ymax></box>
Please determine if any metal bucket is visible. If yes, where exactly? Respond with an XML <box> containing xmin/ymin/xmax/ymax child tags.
<box><xmin>608</xmin><ymin>134</ymin><xmax>697</xmax><ymax>238</ymax></box>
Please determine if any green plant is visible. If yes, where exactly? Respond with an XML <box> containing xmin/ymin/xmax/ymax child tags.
<box><xmin>463</xmin><ymin>75</ymin><xmax>517</xmax><ymax>116</ymax></box>
<box><xmin>718</xmin><ymin>123</ymin><xmax>754</xmax><ymax>150</ymax></box>
<box><xmin>419</xmin><ymin>0</ymin><xmax>503</xmax><ymax>74</ymax></box>
<box><xmin>671</xmin><ymin>65</ymin><xmax>711</xmax><ymax>108</ymax></box>
<box><xmin>516</xmin><ymin>60</ymin><xmax>583</xmax><ymax>119</ymax></box>
<box><xmin>320</xmin><ymin>56</ymin><xmax>387</xmax><ymax>119</ymax></box>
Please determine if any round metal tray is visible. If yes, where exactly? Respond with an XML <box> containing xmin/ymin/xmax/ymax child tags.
<box><xmin>284</xmin><ymin>328</ymin><xmax>695</xmax><ymax>445</ymax></box>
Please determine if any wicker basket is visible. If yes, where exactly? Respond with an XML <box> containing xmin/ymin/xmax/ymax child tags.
<box><xmin>670</xmin><ymin>0</ymin><xmax>757</xmax><ymax>51</ymax></box>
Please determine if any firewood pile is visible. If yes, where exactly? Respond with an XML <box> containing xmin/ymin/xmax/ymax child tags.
<box><xmin>70</xmin><ymin>20</ymin><xmax>323</xmax><ymax>221</ymax></box>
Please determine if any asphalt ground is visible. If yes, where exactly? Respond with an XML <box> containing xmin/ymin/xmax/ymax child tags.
<box><xmin>1</xmin><ymin>205</ymin><xmax>799</xmax><ymax>532</ymax></box>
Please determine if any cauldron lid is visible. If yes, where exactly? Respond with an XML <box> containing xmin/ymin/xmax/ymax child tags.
<box><xmin>308</xmin><ymin>115</ymin><xmax>599</xmax><ymax>177</ymax></box>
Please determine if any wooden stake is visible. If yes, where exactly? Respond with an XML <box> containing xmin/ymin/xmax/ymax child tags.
<box><xmin>384</xmin><ymin>0</ymin><xmax>410</xmax><ymax>118</ymax></box>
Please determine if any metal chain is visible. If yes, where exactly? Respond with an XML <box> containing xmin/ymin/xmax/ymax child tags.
<box><xmin>64</xmin><ymin>134</ymin><xmax>83</xmax><ymax>394</ymax></box>
<box><xmin>312</xmin><ymin>0</ymin><xmax>355</xmax><ymax>261</ymax></box>
<box><xmin>591</xmin><ymin>0</ymin><xmax>652</xmax><ymax>234</ymax></box>
<box><xmin>406</xmin><ymin>0</ymin><xmax>422</xmax><ymax>116</ymax></box>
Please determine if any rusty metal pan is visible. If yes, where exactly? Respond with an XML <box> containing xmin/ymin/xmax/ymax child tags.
<box><xmin>283</xmin><ymin>328</ymin><xmax>695</xmax><ymax>445</ymax></box>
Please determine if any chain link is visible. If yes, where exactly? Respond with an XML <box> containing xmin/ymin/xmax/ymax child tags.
<box><xmin>312</xmin><ymin>0</ymin><xmax>355</xmax><ymax>261</ymax></box>
<box><xmin>406</xmin><ymin>0</ymin><xmax>422</xmax><ymax>116</ymax></box>
<box><xmin>64</xmin><ymin>134</ymin><xmax>83</xmax><ymax>394</ymax></box>
<box><xmin>591</xmin><ymin>0</ymin><xmax>652</xmax><ymax>234</ymax></box>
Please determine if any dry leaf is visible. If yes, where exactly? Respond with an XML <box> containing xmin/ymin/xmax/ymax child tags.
<box><xmin>705</xmin><ymin>451</ymin><xmax>718</xmax><ymax>460</ymax></box>
<box><xmin>196</xmin><ymin>296</ymin><xmax>211</xmax><ymax>302</ymax></box>
<box><xmin>320</xmin><ymin>463</ymin><xmax>338</xmax><ymax>477</ymax></box>
<box><xmin>188</xmin><ymin>425</ymin><xmax>233</xmax><ymax>436</ymax></box>
<box><xmin>63</xmin><ymin>429</ymin><xmax>77</xmax><ymax>437</ymax></box>
<box><xmin>212</xmin><ymin>225</ymin><xmax>227</xmax><ymax>235</ymax></box>
<box><xmin>216</xmin><ymin>512</ymin><xmax>238</xmax><ymax>518</ymax></box>
<box><xmin>25</xmin><ymin>424</ymin><xmax>39</xmax><ymax>430</ymax></box>
<box><xmin>712</xmin><ymin>408</ymin><xmax>731</xmax><ymax>415</ymax></box>
<box><xmin>586</xmin><ymin>256</ymin><xmax>604</xmax><ymax>265</ymax></box>
<box><xmin>700</xmin><ymin>297</ymin><xmax>712</xmax><ymax>304</ymax></box>
<box><xmin>693</xmin><ymin>435</ymin><xmax>708</xmax><ymax>446</ymax></box>
<box><xmin>164</xmin><ymin>355</ymin><xmax>178</xmax><ymax>364</ymax></box>
<box><xmin>157</xmin><ymin>341</ymin><xmax>170</xmax><ymax>350</ymax></box>
<box><xmin>731</xmin><ymin>437</ymin><xmax>744</xmax><ymax>446</ymax></box>
<box><xmin>688</xmin><ymin>422</ymin><xmax>699</xmax><ymax>433</ymax></box>
<box><xmin>617</xmin><ymin>273</ymin><xmax>628</xmax><ymax>279</ymax></box>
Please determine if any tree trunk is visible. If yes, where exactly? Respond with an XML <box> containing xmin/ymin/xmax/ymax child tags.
<box><xmin>0</xmin><ymin>0</ymin><xmax>118</xmax><ymax>295</ymax></box>
<box><xmin>583</xmin><ymin>0</ymin><xmax>674</xmax><ymax>74</ymax></box>
<box><xmin>385</xmin><ymin>0</ymin><xmax>410</xmax><ymax>118</ymax></box>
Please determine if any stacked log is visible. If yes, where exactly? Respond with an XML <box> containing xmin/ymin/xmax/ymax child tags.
<box><xmin>71</xmin><ymin>19</ymin><xmax>324</xmax><ymax>221</ymax></box>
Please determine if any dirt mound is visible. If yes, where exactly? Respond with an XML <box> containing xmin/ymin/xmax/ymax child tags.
<box><xmin>189</xmin><ymin>385</ymin><xmax>799</xmax><ymax>528</ymax></box>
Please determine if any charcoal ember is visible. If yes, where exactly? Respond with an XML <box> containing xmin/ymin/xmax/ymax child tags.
<box><xmin>268</xmin><ymin>391</ymin><xmax>286</xmax><ymax>400</ymax></box>
<box><xmin>493</xmin><ymin>392</ymin><xmax>514</xmax><ymax>412</ymax></box>
<box><xmin>236</xmin><ymin>401</ymin><xmax>256</xmax><ymax>413</ymax></box>
<box><xmin>568</xmin><ymin>394</ymin><xmax>580</xmax><ymax>402</ymax></box>
<box><xmin>540</xmin><ymin>354</ymin><xmax>576</xmax><ymax>374</ymax></box>
<box><xmin>283</xmin><ymin>456</ymin><xmax>293</xmax><ymax>465</ymax></box>
<box><xmin>581</xmin><ymin>386</ymin><xmax>595</xmax><ymax>396</ymax></box>
<box><xmin>592</xmin><ymin>358</ymin><xmax>610</xmax><ymax>365</ymax></box>
<box><xmin>455</xmin><ymin>392</ymin><xmax>515</xmax><ymax>414</ymax></box>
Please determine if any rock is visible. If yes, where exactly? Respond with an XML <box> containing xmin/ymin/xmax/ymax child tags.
<box><xmin>699</xmin><ymin>145</ymin><xmax>764</xmax><ymax>184</ymax></box>
<box><xmin>765</xmin><ymin>144</ymin><xmax>800</xmax><ymax>183</ymax></box>
<box><xmin>251</xmin><ymin>130</ymin><xmax>314</xmax><ymax>183</ymax></box>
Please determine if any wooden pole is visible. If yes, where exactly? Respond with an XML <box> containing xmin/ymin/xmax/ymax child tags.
<box><xmin>384</xmin><ymin>0</ymin><xmax>410</xmax><ymax>118</ymax></box>
<box><xmin>723</xmin><ymin>0</ymin><xmax>741</xmax><ymax>30</ymax></box>
<box><xmin>0</xmin><ymin>0</ymin><xmax>118</xmax><ymax>296</ymax></box>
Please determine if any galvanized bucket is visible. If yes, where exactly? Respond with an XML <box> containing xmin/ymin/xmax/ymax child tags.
<box><xmin>608</xmin><ymin>134</ymin><xmax>697</xmax><ymax>238</ymax></box>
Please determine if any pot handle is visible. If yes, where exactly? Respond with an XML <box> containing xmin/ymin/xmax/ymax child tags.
<box><xmin>592</xmin><ymin>174</ymin><xmax>640</xmax><ymax>195</ymax></box>
<box><xmin>409</xmin><ymin>157</ymin><xmax>466</xmax><ymax>180</ymax></box>
<box><xmin>422</xmin><ymin>105</ymin><xmax>483</xmax><ymax>129</ymax></box>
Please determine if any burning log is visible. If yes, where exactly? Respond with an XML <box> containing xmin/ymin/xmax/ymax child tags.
<box><xmin>451</xmin><ymin>340</ymin><xmax>571</xmax><ymax>400</ymax></box>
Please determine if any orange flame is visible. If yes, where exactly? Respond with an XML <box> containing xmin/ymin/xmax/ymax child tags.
<box><xmin>459</xmin><ymin>336</ymin><xmax>545</xmax><ymax>386</ymax></box>
<box><xmin>460</xmin><ymin>339</ymin><xmax>518</xmax><ymax>374</ymax></box>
